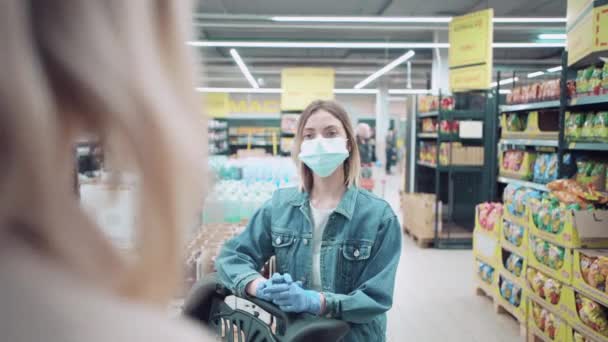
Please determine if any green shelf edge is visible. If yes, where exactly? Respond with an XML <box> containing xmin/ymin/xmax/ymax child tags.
<box><xmin>568</xmin><ymin>94</ymin><xmax>608</xmax><ymax>107</ymax></box>
<box><xmin>417</xmin><ymin>111</ymin><xmax>439</xmax><ymax>118</ymax></box>
<box><xmin>498</xmin><ymin>139</ymin><xmax>559</xmax><ymax>147</ymax></box>
<box><xmin>499</xmin><ymin>100</ymin><xmax>560</xmax><ymax>113</ymax></box>
<box><xmin>567</xmin><ymin>142</ymin><xmax>608</xmax><ymax>151</ymax></box>
<box><xmin>497</xmin><ymin>176</ymin><xmax>548</xmax><ymax>192</ymax></box>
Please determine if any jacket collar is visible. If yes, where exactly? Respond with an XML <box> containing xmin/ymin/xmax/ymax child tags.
<box><xmin>288</xmin><ymin>186</ymin><xmax>358</xmax><ymax>221</ymax></box>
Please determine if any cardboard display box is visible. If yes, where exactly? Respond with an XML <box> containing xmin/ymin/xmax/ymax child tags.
<box><xmin>499</xmin><ymin>244</ymin><xmax>528</xmax><ymax>288</ymax></box>
<box><xmin>474</xmin><ymin>204</ymin><xmax>502</xmax><ymax>240</ymax></box>
<box><xmin>529</xmin><ymin>209</ymin><xmax>608</xmax><ymax>249</ymax></box>
<box><xmin>440</xmin><ymin>143</ymin><xmax>484</xmax><ymax>166</ymax></box>
<box><xmin>402</xmin><ymin>193</ymin><xmax>442</xmax><ymax>241</ymax></box>
<box><xmin>502</xmin><ymin>218</ymin><xmax>530</xmax><ymax>258</ymax></box>
<box><xmin>527</xmin><ymin>265</ymin><xmax>572</xmax><ymax>318</ymax></box>
<box><xmin>528</xmin><ymin>234</ymin><xmax>574</xmax><ymax>285</ymax></box>
<box><xmin>573</xmin><ymin>249</ymin><xmax>608</xmax><ymax>308</ymax></box>
<box><xmin>528</xmin><ymin>296</ymin><xmax>572</xmax><ymax>342</ymax></box>
<box><xmin>499</xmin><ymin>150</ymin><xmax>537</xmax><ymax>181</ymax></box>
<box><xmin>474</xmin><ymin>229</ymin><xmax>501</xmax><ymax>267</ymax></box>
<box><xmin>504</xmin><ymin>206</ymin><xmax>531</xmax><ymax>231</ymax></box>
<box><xmin>555</xmin><ymin>284</ymin><xmax>608</xmax><ymax>341</ymax></box>
<box><xmin>497</xmin><ymin>271</ymin><xmax>528</xmax><ymax>323</ymax></box>
<box><xmin>567</xmin><ymin>0</ymin><xmax>608</xmax><ymax>67</ymax></box>
<box><xmin>500</xmin><ymin>112</ymin><xmax>559</xmax><ymax>141</ymax></box>
<box><xmin>474</xmin><ymin>257</ymin><xmax>498</xmax><ymax>298</ymax></box>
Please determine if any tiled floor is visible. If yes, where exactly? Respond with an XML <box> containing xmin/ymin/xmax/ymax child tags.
<box><xmin>374</xmin><ymin>168</ymin><xmax>522</xmax><ymax>342</ymax></box>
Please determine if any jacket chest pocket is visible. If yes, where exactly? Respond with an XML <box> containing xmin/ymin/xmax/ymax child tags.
<box><xmin>339</xmin><ymin>241</ymin><xmax>372</xmax><ymax>288</ymax></box>
<box><xmin>271</xmin><ymin>230</ymin><xmax>295</xmax><ymax>273</ymax></box>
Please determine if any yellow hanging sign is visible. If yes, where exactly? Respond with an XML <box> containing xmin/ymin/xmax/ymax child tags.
<box><xmin>448</xmin><ymin>9</ymin><xmax>494</xmax><ymax>91</ymax></box>
<box><xmin>281</xmin><ymin>68</ymin><xmax>335</xmax><ymax>111</ymax></box>
<box><xmin>205</xmin><ymin>93</ymin><xmax>230</xmax><ymax>118</ymax></box>
<box><xmin>567</xmin><ymin>1</ymin><xmax>608</xmax><ymax>67</ymax></box>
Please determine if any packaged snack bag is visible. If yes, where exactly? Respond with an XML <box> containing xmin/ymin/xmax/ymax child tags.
<box><xmin>532</xmin><ymin>270</ymin><xmax>547</xmax><ymax>297</ymax></box>
<box><xmin>573</xmin><ymin>331</ymin><xmax>587</xmax><ymax>342</ymax></box>
<box><xmin>510</xmin><ymin>284</ymin><xmax>522</xmax><ymax>306</ymax></box>
<box><xmin>591</xmin><ymin>67</ymin><xmax>603</xmax><ymax>95</ymax></box>
<box><xmin>594</xmin><ymin>112</ymin><xmax>608</xmax><ymax>141</ymax></box>
<box><xmin>581</xmin><ymin>254</ymin><xmax>594</xmax><ymax>281</ymax></box>
<box><xmin>603</xmin><ymin>64</ymin><xmax>608</xmax><ymax>92</ymax></box>
<box><xmin>500</xmin><ymin>279</ymin><xmax>513</xmax><ymax>301</ymax></box>
<box><xmin>546</xmin><ymin>154</ymin><xmax>559</xmax><ymax>183</ymax></box>
<box><xmin>587</xmin><ymin>259</ymin><xmax>607</xmax><ymax>291</ymax></box>
<box><xmin>546</xmin><ymin>312</ymin><xmax>557</xmax><ymax>338</ymax></box>
<box><xmin>506</xmin><ymin>113</ymin><xmax>524</xmax><ymax>132</ymax></box>
<box><xmin>527</xmin><ymin>267</ymin><xmax>537</xmax><ymax>286</ymax></box>
<box><xmin>578</xmin><ymin>295</ymin><xmax>608</xmax><ymax>335</ymax></box>
<box><xmin>566</xmin><ymin>112</ymin><xmax>585</xmax><ymax>141</ymax></box>
<box><xmin>533</xmin><ymin>238</ymin><xmax>550</xmax><ymax>265</ymax></box>
<box><xmin>582</xmin><ymin>113</ymin><xmax>596</xmax><ymax>139</ymax></box>
<box><xmin>577</xmin><ymin>70</ymin><xmax>587</xmax><ymax>94</ymax></box>
<box><xmin>506</xmin><ymin>254</ymin><xmax>523</xmax><ymax>277</ymax></box>
<box><xmin>543</xmin><ymin>278</ymin><xmax>562</xmax><ymax>304</ymax></box>
<box><xmin>533</xmin><ymin>303</ymin><xmax>545</xmax><ymax>330</ymax></box>
<box><xmin>548</xmin><ymin>244</ymin><xmax>565</xmax><ymax>270</ymax></box>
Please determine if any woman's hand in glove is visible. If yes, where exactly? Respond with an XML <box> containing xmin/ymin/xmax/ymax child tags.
<box><xmin>262</xmin><ymin>282</ymin><xmax>323</xmax><ymax>315</ymax></box>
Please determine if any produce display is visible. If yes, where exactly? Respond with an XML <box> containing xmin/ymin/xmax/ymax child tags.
<box><xmin>580</xmin><ymin>252</ymin><xmax>608</xmax><ymax>293</ymax></box>
<box><xmin>418</xmin><ymin>95</ymin><xmax>455</xmax><ymax>113</ymax></box>
<box><xmin>439</xmin><ymin>120</ymin><xmax>459</xmax><ymax>137</ymax></box>
<box><xmin>505</xmin><ymin>252</ymin><xmax>524</xmax><ymax>277</ymax></box>
<box><xmin>477</xmin><ymin>260</ymin><xmax>495</xmax><ymax>285</ymax></box>
<box><xmin>531</xmin><ymin>236</ymin><xmax>565</xmax><ymax>271</ymax></box>
<box><xmin>500</xmin><ymin>276</ymin><xmax>522</xmax><ymax>307</ymax></box>
<box><xmin>476</xmin><ymin>202</ymin><xmax>503</xmax><ymax>231</ymax></box>
<box><xmin>503</xmin><ymin>184</ymin><xmax>541</xmax><ymax>217</ymax></box>
<box><xmin>531</xmin><ymin>300</ymin><xmax>559</xmax><ymax>339</ymax></box>
<box><xmin>576</xmin><ymin>293</ymin><xmax>608</xmax><ymax>336</ymax></box>
<box><xmin>506</xmin><ymin>79</ymin><xmax>561</xmax><ymax>104</ymax></box>
<box><xmin>421</xmin><ymin>118</ymin><xmax>438</xmax><ymax>133</ymax></box>
<box><xmin>533</xmin><ymin>153</ymin><xmax>563</xmax><ymax>185</ymax></box>
<box><xmin>527</xmin><ymin>267</ymin><xmax>563</xmax><ymax>304</ymax></box>
<box><xmin>419</xmin><ymin>141</ymin><xmax>437</xmax><ymax>165</ymax></box>
<box><xmin>503</xmin><ymin>220</ymin><xmax>525</xmax><ymax>247</ymax></box>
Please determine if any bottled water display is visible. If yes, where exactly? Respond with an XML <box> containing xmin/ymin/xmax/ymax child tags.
<box><xmin>202</xmin><ymin>156</ymin><xmax>299</xmax><ymax>224</ymax></box>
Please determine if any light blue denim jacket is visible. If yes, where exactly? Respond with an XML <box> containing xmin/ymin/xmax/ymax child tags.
<box><xmin>215</xmin><ymin>186</ymin><xmax>402</xmax><ymax>341</ymax></box>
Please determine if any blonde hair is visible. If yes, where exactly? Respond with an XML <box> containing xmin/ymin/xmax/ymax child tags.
<box><xmin>292</xmin><ymin>100</ymin><xmax>361</xmax><ymax>192</ymax></box>
<box><xmin>0</xmin><ymin>1</ymin><xmax>205</xmax><ymax>304</ymax></box>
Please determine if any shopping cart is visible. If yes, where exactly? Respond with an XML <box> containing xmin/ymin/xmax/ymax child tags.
<box><xmin>360</xmin><ymin>163</ymin><xmax>374</xmax><ymax>191</ymax></box>
<box><xmin>183</xmin><ymin>273</ymin><xmax>350</xmax><ymax>342</ymax></box>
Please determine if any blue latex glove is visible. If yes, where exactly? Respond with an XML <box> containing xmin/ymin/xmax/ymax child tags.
<box><xmin>255</xmin><ymin>273</ymin><xmax>294</xmax><ymax>301</ymax></box>
<box><xmin>262</xmin><ymin>282</ymin><xmax>322</xmax><ymax>315</ymax></box>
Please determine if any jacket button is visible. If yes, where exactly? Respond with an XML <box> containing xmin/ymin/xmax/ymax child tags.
<box><xmin>354</xmin><ymin>249</ymin><xmax>360</xmax><ymax>258</ymax></box>
<box><xmin>303</xmin><ymin>239</ymin><xmax>308</xmax><ymax>245</ymax></box>
<box><xmin>275</xmin><ymin>237</ymin><xmax>282</xmax><ymax>245</ymax></box>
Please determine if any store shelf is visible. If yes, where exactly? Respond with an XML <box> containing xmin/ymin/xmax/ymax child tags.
<box><xmin>499</xmin><ymin>139</ymin><xmax>558</xmax><ymax>147</ymax></box>
<box><xmin>230</xmin><ymin>143</ymin><xmax>273</xmax><ymax>147</ymax></box>
<box><xmin>568</xmin><ymin>94</ymin><xmax>608</xmax><ymax>107</ymax></box>
<box><xmin>566</xmin><ymin>142</ymin><xmax>608</xmax><ymax>151</ymax></box>
<box><xmin>442</xmin><ymin>110</ymin><xmax>486</xmax><ymax>120</ymax></box>
<box><xmin>418</xmin><ymin>132</ymin><xmax>438</xmax><ymax>139</ymax></box>
<box><xmin>418</xmin><ymin>111</ymin><xmax>439</xmax><ymax>118</ymax></box>
<box><xmin>499</xmin><ymin>100</ymin><xmax>560</xmax><ymax>113</ymax></box>
<box><xmin>497</xmin><ymin>176</ymin><xmax>548</xmax><ymax>192</ymax></box>
<box><xmin>417</xmin><ymin>160</ymin><xmax>437</xmax><ymax>168</ymax></box>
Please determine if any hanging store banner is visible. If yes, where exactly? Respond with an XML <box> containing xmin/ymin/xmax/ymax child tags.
<box><xmin>567</xmin><ymin>0</ymin><xmax>608</xmax><ymax>67</ymax></box>
<box><xmin>205</xmin><ymin>93</ymin><xmax>230</xmax><ymax>118</ymax></box>
<box><xmin>281</xmin><ymin>68</ymin><xmax>335</xmax><ymax>111</ymax></box>
<box><xmin>448</xmin><ymin>8</ymin><xmax>494</xmax><ymax>91</ymax></box>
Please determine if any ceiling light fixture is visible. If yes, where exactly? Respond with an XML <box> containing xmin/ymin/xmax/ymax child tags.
<box><xmin>547</xmin><ymin>66</ymin><xmax>563</xmax><ymax>72</ymax></box>
<box><xmin>229</xmin><ymin>49</ymin><xmax>259</xmax><ymax>88</ymax></box>
<box><xmin>196</xmin><ymin>87</ymin><xmax>281</xmax><ymax>93</ymax></box>
<box><xmin>538</xmin><ymin>33</ymin><xmax>567</xmax><ymax>40</ymax></box>
<box><xmin>491</xmin><ymin>77</ymin><xmax>519</xmax><ymax>87</ymax></box>
<box><xmin>499</xmin><ymin>89</ymin><xmax>512</xmax><ymax>94</ymax></box>
<box><xmin>527</xmin><ymin>71</ymin><xmax>545</xmax><ymax>78</ymax></box>
<box><xmin>354</xmin><ymin>50</ymin><xmax>415</xmax><ymax>89</ymax></box>
<box><xmin>388</xmin><ymin>89</ymin><xmax>432</xmax><ymax>95</ymax></box>
<box><xmin>270</xmin><ymin>16</ymin><xmax>566</xmax><ymax>24</ymax></box>
<box><xmin>189</xmin><ymin>41</ymin><xmax>565</xmax><ymax>49</ymax></box>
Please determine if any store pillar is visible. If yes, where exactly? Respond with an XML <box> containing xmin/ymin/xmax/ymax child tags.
<box><xmin>431</xmin><ymin>31</ymin><xmax>450</xmax><ymax>94</ymax></box>
<box><xmin>375</xmin><ymin>81</ymin><xmax>389</xmax><ymax>168</ymax></box>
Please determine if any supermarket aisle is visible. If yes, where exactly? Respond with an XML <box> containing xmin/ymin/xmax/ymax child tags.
<box><xmin>376</xmin><ymin>170</ymin><xmax>521</xmax><ymax>342</ymax></box>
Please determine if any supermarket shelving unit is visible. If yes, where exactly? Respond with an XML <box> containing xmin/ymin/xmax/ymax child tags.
<box><xmin>414</xmin><ymin>90</ymin><xmax>498</xmax><ymax>249</ymax></box>
<box><xmin>208</xmin><ymin>119</ymin><xmax>229</xmax><ymax>155</ymax></box>
<box><xmin>495</xmin><ymin>51</ymin><xmax>608</xmax><ymax>200</ymax></box>
<box><xmin>226</xmin><ymin>117</ymin><xmax>280</xmax><ymax>155</ymax></box>
<box><xmin>280</xmin><ymin>110</ymin><xmax>300</xmax><ymax>156</ymax></box>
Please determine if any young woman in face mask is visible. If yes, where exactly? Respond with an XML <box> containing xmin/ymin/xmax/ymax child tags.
<box><xmin>215</xmin><ymin>100</ymin><xmax>402</xmax><ymax>341</ymax></box>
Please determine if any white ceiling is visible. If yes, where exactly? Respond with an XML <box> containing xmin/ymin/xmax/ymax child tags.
<box><xmin>194</xmin><ymin>0</ymin><xmax>567</xmax><ymax>89</ymax></box>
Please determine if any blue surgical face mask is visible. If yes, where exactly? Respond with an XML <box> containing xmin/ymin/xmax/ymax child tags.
<box><xmin>298</xmin><ymin>137</ymin><xmax>349</xmax><ymax>178</ymax></box>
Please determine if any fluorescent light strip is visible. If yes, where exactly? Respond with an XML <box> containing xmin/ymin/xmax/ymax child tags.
<box><xmin>491</xmin><ymin>77</ymin><xmax>519</xmax><ymax>87</ymax></box>
<box><xmin>229</xmin><ymin>49</ymin><xmax>259</xmax><ymax>88</ymax></box>
<box><xmin>547</xmin><ymin>66</ymin><xmax>563</xmax><ymax>72</ymax></box>
<box><xmin>355</xmin><ymin>50</ymin><xmax>415</xmax><ymax>89</ymax></box>
<box><xmin>499</xmin><ymin>89</ymin><xmax>512</xmax><ymax>94</ymax></box>
<box><xmin>189</xmin><ymin>41</ymin><xmax>565</xmax><ymax>49</ymax></box>
<box><xmin>538</xmin><ymin>33</ymin><xmax>567</xmax><ymax>40</ymax></box>
<box><xmin>271</xmin><ymin>16</ymin><xmax>566</xmax><ymax>24</ymax></box>
<box><xmin>195</xmin><ymin>87</ymin><xmax>431</xmax><ymax>95</ymax></box>
<box><xmin>527</xmin><ymin>71</ymin><xmax>545</xmax><ymax>78</ymax></box>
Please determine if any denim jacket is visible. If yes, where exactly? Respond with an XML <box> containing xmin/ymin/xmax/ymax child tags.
<box><xmin>215</xmin><ymin>186</ymin><xmax>402</xmax><ymax>341</ymax></box>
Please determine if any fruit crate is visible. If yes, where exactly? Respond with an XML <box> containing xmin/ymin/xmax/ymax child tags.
<box><xmin>474</xmin><ymin>204</ymin><xmax>502</xmax><ymax>240</ymax></box>
<box><xmin>572</xmin><ymin>249</ymin><xmax>608</xmax><ymax>309</ymax></box>
<box><xmin>502</xmin><ymin>218</ymin><xmax>529</xmax><ymax>257</ymax></box>
<box><xmin>528</xmin><ymin>296</ymin><xmax>572</xmax><ymax>342</ymax></box>
<box><xmin>501</xmin><ymin>111</ymin><xmax>559</xmax><ymax>140</ymax></box>
<box><xmin>529</xmin><ymin>209</ymin><xmax>608</xmax><ymax>249</ymax></box>
<box><xmin>555</xmin><ymin>285</ymin><xmax>608</xmax><ymax>341</ymax></box>
<box><xmin>499</xmin><ymin>244</ymin><xmax>528</xmax><ymax>288</ymax></box>
<box><xmin>528</xmin><ymin>234</ymin><xmax>574</xmax><ymax>285</ymax></box>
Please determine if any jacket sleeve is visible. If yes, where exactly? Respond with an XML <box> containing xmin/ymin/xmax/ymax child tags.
<box><xmin>322</xmin><ymin>211</ymin><xmax>402</xmax><ymax>324</ymax></box>
<box><xmin>214</xmin><ymin>199</ymin><xmax>274</xmax><ymax>297</ymax></box>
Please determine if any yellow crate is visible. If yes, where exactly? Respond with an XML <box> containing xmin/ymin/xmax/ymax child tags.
<box><xmin>500</xmin><ymin>244</ymin><xmax>528</xmax><ymax>288</ymax></box>
<box><xmin>528</xmin><ymin>296</ymin><xmax>573</xmax><ymax>342</ymax></box>
<box><xmin>499</xmin><ymin>150</ymin><xmax>537</xmax><ymax>181</ymax></box>
<box><xmin>474</xmin><ymin>257</ymin><xmax>498</xmax><ymax>298</ymax></box>
<box><xmin>474</xmin><ymin>229</ymin><xmax>501</xmax><ymax>268</ymax></box>
<box><xmin>529</xmin><ymin>209</ymin><xmax>608</xmax><ymax>249</ymax></box>
<box><xmin>528</xmin><ymin>234</ymin><xmax>574</xmax><ymax>285</ymax></box>
<box><xmin>557</xmin><ymin>285</ymin><xmax>608</xmax><ymax>341</ymax></box>
<box><xmin>474</xmin><ymin>204</ymin><xmax>502</xmax><ymax>240</ymax></box>
<box><xmin>572</xmin><ymin>249</ymin><xmax>608</xmax><ymax>308</ymax></box>
<box><xmin>527</xmin><ymin>266</ymin><xmax>573</xmax><ymax>319</ymax></box>
<box><xmin>571</xmin><ymin>326</ymin><xmax>606</xmax><ymax>342</ymax></box>
<box><xmin>502</xmin><ymin>218</ymin><xmax>529</xmax><ymax>258</ymax></box>
<box><xmin>504</xmin><ymin>206</ymin><xmax>531</xmax><ymax>232</ymax></box>
<box><xmin>497</xmin><ymin>271</ymin><xmax>528</xmax><ymax>322</ymax></box>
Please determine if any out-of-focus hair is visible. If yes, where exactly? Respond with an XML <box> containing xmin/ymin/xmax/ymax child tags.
<box><xmin>292</xmin><ymin>100</ymin><xmax>361</xmax><ymax>192</ymax></box>
<box><xmin>0</xmin><ymin>1</ymin><xmax>206</xmax><ymax>304</ymax></box>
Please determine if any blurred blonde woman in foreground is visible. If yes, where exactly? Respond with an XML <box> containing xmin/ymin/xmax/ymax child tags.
<box><xmin>1</xmin><ymin>1</ymin><xmax>211</xmax><ymax>341</ymax></box>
